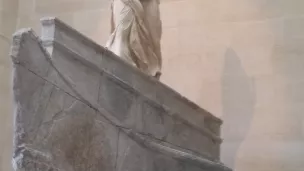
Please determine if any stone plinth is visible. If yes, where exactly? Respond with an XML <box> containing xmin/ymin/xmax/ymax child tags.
<box><xmin>10</xmin><ymin>18</ymin><xmax>231</xmax><ymax>171</ymax></box>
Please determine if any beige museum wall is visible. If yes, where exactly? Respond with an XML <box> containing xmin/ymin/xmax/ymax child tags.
<box><xmin>0</xmin><ymin>0</ymin><xmax>18</xmax><ymax>171</ymax></box>
<box><xmin>0</xmin><ymin>0</ymin><xmax>303</xmax><ymax>170</ymax></box>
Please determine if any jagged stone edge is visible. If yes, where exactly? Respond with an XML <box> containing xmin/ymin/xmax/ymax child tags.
<box><xmin>10</xmin><ymin>28</ymin><xmax>60</xmax><ymax>171</ymax></box>
<box><xmin>10</xmin><ymin>28</ymin><xmax>232</xmax><ymax>171</ymax></box>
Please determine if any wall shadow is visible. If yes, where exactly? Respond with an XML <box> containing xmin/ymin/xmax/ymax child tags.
<box><xmin>221</xmin><ymin>48</ymin><xmax>256</xmax><ymax>169</ymax></box>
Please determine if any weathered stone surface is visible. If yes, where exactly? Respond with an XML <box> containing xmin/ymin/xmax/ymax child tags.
<box><xmin>97</xmin><ymin>72</ymin><xmax>219</xmax><ymax>158</ymax></box>
<box><xmin>50</xmin><ymin>48</ymin><xmax>101</xmax><ymax>105</ymax></box>
<box><xmin>11</xmin><ymin>29</ymin><xmax>53</xmax><ymax>148</ymax></box>
<box><xmin>98</xmin><ymin>74</ymin><xmax>137</xmax><ymax>122</ymax></box>
<box><xmin>41</xmin><ymin>17</ymin><xmax>103</xmax><ymax>67</ymax></box>
<box><xmin>11</xmin><ymin>30</ymin><xmax>119</xmax><ymax>171</ymax></box>
<box><xmin>40</xmin><ymin>18</ymin><xmax>223</xmax><ymax>149</ymax></box>
<box><xmin>40</xmin><ymin>16</ymin><xmax>223</xmax><ymax>160</ymax></box>
<box><xmin>11</xmin><ymin>28</ymin><xmax>51</xmax><ymax>77</ymax></box>
<box><xmin>35</xmin><ymin>99</ymin><xmax>118</xmax><ymax>171</ymax></box>
<box><xmin>116</xmin><ymin>131</ymin><xmax>207</xmax><ymax>171</ymax></box>
<box><xmin>141</xmin><ymin>101</ymin><xmax>174</xmax><ymax>140</ymax></box>
<box><xmin>10</xmin><ymin>18</ymin><xmax>232</xmax><ymax>171</ymax></box>
<box><xmin>40</xmin><ymin>17</ymin><xmax>222</xmax><ymax>134</ymax></box>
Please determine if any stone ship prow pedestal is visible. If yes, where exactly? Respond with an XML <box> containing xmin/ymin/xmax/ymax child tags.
<box><xmin>10</xmin><ymin>17</ymin><xmax>232</xmax><ymax>171</ymax></box>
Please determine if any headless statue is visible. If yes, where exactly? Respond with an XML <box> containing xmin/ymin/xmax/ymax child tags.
<box><xmin>106</xmin><ymin>0</ymin><xmax>162</xmax><ymax>79</ymax></box>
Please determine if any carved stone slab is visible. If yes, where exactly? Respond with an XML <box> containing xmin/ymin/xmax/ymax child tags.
<box><xmin>10</xmin><ymin>18</ymin><xmax>232</xmax><ymax>171</ymax></box>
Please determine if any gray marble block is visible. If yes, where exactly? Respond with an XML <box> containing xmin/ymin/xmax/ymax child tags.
<box><xmin>10</xmin><ymin>18</ymin><xmax>232</xmax><ymax>171</ymax></box>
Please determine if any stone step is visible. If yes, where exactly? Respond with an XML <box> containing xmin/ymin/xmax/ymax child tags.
<box><xmin>10</xmin><ymin>18</ymin><xmax>232</xmax><ymax>171</ymax></box>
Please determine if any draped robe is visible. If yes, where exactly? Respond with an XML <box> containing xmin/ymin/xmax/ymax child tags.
<box><xmin>106</xmin><ymin>0</ymin><xmax>162</xmax><ymax>77</ymax></box>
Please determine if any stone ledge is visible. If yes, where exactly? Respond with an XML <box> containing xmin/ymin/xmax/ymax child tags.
<box><xmin>40</xmin><ymin>17</ymin><xmax>222</xmax><ymax>136</ymax></box>
<box><xmin>39</xmin><ymin>17</ymin><xmax>224</xmax><ymax>157</ymax></box>
<box><xmin>10</xmin><ymin>21</ymin><xmax>232</xmax><ymax>171</ymax></box>
<box><xmin>44</xmin><ymin>28</ymin><xmax>221</xmax><ymax>158</ymax></box>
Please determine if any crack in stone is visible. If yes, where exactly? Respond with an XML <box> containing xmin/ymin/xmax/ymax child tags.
<box><xmin>32</xmin><ymin>84</ymin><xmax>55</xmax><ymax>144</ymax></box>
<box><xmin>114</xmin><ymin>130</ymin><xmax>120</xmax><ymax>171</ymax></box>
<box><xmin>42</xmin><ymin>100</ymin><xmax>77</xmax><ymax>142</ymax></box>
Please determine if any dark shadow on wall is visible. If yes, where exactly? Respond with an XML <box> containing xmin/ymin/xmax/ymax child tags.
<box><xmin>220</xmin><ymin>48</ymin><xmax>256</xmax><ymax>169</ymax></box>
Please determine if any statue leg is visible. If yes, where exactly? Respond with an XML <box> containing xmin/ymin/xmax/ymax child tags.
<box><xmin>141</xmin><ymin>0</ymin><xmax>162</xmax><ymax>76</ymax></box>
<box><xmin>107</xmin><ymin>0</ymin><xmax>137</xmax><ymax>66</ymax></box>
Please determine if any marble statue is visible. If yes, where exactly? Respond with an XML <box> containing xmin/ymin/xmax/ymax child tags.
<box><xmin>106</xmin><ymin>0</ymin><xmax>162</xmax><ymax>79</ymax></box>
